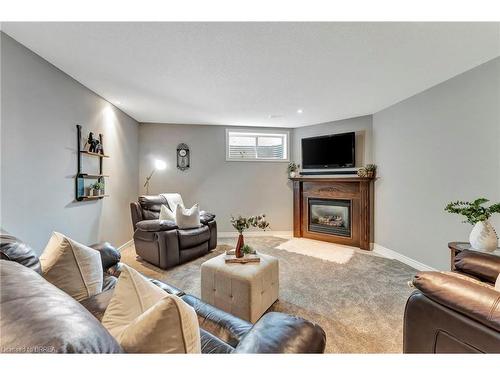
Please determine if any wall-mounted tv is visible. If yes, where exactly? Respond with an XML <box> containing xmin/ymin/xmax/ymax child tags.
<box><xmin>301</xmin><ymin>132</ymin><xmax>355</xmax><ymax>169</ymax></box>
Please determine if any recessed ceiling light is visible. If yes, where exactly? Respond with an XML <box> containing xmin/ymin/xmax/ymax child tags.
<box><xmin>297</xmin><ymin>109</ymin><xmax>303</xmax><ymax>114</ymax></box>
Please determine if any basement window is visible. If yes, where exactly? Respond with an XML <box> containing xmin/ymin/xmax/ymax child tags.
<box><xmin>226</xmin><ymin>129</ymin><xmax>289</xmax><ymax>162</ymax></box>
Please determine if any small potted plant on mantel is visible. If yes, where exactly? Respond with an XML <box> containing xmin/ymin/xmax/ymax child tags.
<box><xmin>357</xmin><ymin>164</ymin><xmax>377</xmax><ymax>178</ymax></box>
<box><xmin>445</xmin><ymin>198</ymin><xmax>500</xmax><ymax>251</ymax></box>
<box><xmin>287</xmin><ymin>162</ymin><xmax>300</xmax><ymax>178</ymax></box>
<box><xmin>230</xmin><ymin>215</ymin><xmax>270</xmax><ymax>258</ymax></box>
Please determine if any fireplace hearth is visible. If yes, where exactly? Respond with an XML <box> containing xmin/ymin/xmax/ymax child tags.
<box><xmin>292</xmin><ymin>177</ymin><xmax>373</xmax><ymax>250</ymax></box>
<box><xmin>309</xmin><ymin>198</ymin><xmax>351</xmax><ymax>237</ymax></box>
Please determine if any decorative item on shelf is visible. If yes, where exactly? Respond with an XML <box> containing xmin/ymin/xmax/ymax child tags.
<box><xmin>445</xmin><ymin>198</ymin><xmax>500</xmax><ymax>251</ymax></box>
<box><xmin>84</xmin><ymin>132</ymin><xmax>104</xmax><ymax>155</ymax></box>
<box><xmin>357</xmin><ymin>164</ymin><xmax>376</xmax><ymax>178</ymax></box>
<box><xmin>177</xmin><ymin>143</ymin><xmax>190</xmax><ymax>171</ymax></box>
<box><xmin>230</xmin><ymin>214</ymin><xmax>270</xmax><ymax>258</ymax></box>
<box><xmin>143</xmin><ymin>159</ymin><xmax>166</xmax><ymax>194</ymax></box>
<box><xmin>90</xmin><ymin>181</ymin><xmax>105</xmax><ymax>196</ymax></box>
<box><xmin>287</xmin><ymin>162</ymin><xmax>300</xmax><ymax>178</ymax></box>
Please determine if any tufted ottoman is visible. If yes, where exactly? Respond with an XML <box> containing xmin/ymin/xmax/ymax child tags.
<box><xmin>200</xmin><ymin>253</ymin><xmax>279</xmax><ymax>323</ymax></box>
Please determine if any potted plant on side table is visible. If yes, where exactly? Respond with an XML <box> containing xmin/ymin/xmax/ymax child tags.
<box><xmin>445</xmin><ymin>198</ymin><xmax>500</xmax><ymax>251</ymax></box>
<box><xmin>230</xmin><ymin>214</ymin><xmax>270</xmax><ymax>258</ymax></box>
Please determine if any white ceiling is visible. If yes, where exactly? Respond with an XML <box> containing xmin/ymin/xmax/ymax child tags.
<box><xmin>3</xmin><ymin>22</ymin><xmax>499</xmax><ymax>128</ymax></box>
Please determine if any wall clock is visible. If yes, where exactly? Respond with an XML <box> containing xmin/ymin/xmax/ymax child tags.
<box><xmin>177</xmin><ymin>143</ymin><xmax>190</xmax><ymax>171</ymax></box>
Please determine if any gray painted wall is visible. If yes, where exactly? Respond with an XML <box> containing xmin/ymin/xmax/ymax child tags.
<box><xmin>1</xmin><ymin>33</ymin><xmax>139</xmax><ymax>253</ymax></box>
<box><xmin>292</xmin><ymin>115</ymin><xmax>373</xmax><ymax>168</ymax></box>
<box><xmin>138</xmin><ymin>123</ymin><xmax>293</xmax><ymax>232</ymax></box>
<box><xmin>373</xmin><ymin>57</ymin><xmax>500</xmax><ymax>270</ymax></box>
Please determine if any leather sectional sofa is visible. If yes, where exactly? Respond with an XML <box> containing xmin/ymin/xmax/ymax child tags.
<box><xmin>0</xmin><ymin>233</ymin><xmax>326</xmax><ymax>354</ymax></box>
<box><xmin>404</xmin><ymin>250</ymin><xmax>500</xmax><ymax>353</ymax></box>
<box><xmin>130</xmin><ymin>195</ymin><xmax>217</xmax><ymax>269</ymax></box>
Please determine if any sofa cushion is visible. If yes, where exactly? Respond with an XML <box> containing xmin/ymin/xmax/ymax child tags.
<box><xmin>138</xmin><ymin>195</ymin><xmax>167</xmax><ymax>220</ymax></box>
<box><xmin>101</xmin><ymin>264</ymin><xmax>201</xmax><ymax>353</ymax></box>
<box><xmin>40</xmin><ymin>232</ymin><xmax>103</xmax><ymax>302</ymax></box>
<box><xmin>0</xmin><ymin>232</ymin><xmax>42</xmax><ymax>274</ymax></box>
<box><xmin>0</xmin><ymin>260</ymin><xmax>122</xmax><ymax>353</ymax></box>
<box><xmin>178</xmin><ymin>226</ymin><xmax>210</xmax><ymax>248</ymax></box>
<box><xmin>136</xmin><ymin>219</ymin><xmax>178</xmax><ymax>232</ymax></box>
<box><xmin>454</xmin><ymin>250</ymin><xmax>500</xmax><ymax>284</ymax></box>
<box><xmin>159</xmin><ymin>204</ymin><xmax>176</xmax><ymax>222</ymax></box>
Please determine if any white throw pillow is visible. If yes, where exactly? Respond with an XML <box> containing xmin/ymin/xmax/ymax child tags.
<box><xmin>159</xmin><ymin>204</ymin><xmax>176</xmax><ymax>222</ymax></box>
<box><xmin>40</xmin><ymin>232</ymin><xmax>103</xmax><ymax>301</ymax></box>
<box><xmin>101</xmin><ymin>264</ymin><xmax>201</xmax><ymax>353</ymax></box>
<box><xmin>495</xmin><ymin>274</ymin><xmax>500</xmax><ymax>291</ymax></box>
<box><xmin>176</xmin><ymin>203</ymin><xmax>201</xmax><ymax>229</ymax></box>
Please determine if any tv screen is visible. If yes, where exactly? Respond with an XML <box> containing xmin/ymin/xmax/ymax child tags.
<box><xmin>302</xmin><ymin>132</ymin><xmax>355</xmax><ymax>169</ymax></box>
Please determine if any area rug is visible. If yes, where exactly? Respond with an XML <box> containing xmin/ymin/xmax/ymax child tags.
<box><xmin>120</xmin><ymin>236</ymin><xmax>417</xmax><ymax>353</ymax></box>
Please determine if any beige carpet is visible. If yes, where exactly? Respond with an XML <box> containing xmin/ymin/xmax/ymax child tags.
<box><xmin>120</xmin><ymin>236</ymin><xmax>417</xmax><ymax>353</ymax></box>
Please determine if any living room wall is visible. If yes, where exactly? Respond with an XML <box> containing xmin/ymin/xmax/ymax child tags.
<box><xmin>373</xmin><ymin>57</ymin><xmax>500</xmax><ymax>270</ymax></box>
<box><xmin>138</xmin><ymin>123</ymin><xmax>294</xmax><ymax>233</ymax></box>
<box><xmin>0</xmin><ymin>33</ymin><xmax>139</xmax><ymax>253</ymax></box>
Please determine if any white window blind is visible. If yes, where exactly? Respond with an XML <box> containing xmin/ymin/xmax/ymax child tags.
<box><xmin>226</xmin><ymin>130</ymin><xmax>289</xmax><ymax>161</ymax></box>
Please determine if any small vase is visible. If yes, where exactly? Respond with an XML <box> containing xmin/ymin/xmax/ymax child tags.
<box><xmin>289</xmin><ymin>171</ymin><xmax>297</xmax><ymax>178</ymax></box>
<box><xmin>469</xmin><ymin>220</ymin><xmax>498</xmax><ymax>251</ymax></box>
<box><xmin>235</xmin><ymin>234</ymin><xmax>244</xmax><ymax>258</ymax></box>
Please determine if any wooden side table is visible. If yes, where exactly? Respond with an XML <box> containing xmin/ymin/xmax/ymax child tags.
<box><xmin>448</xmin><ymin>242</ymin><xmax>500</xmax><ymax>271</ymax></box>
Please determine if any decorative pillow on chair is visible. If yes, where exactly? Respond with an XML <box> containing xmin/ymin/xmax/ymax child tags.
<box><xmin>160</xmin><ymin>193</ymin><xmax>184</xmax><ymax>213</ymax></box>
<box><xmin>101</xmin><ymin>264</ymin><xmax>201</xmax><ymax>353</ymax></box>
<box><xmin>159</xmin><ymin>204</ymin><xmax>176</xmax><ymax>222</ymax></box>
<box><xmin>39</xmin><ymin>232</ymin><xmax>103</xmax><ymax>301</ymax></box>
<box><xmin>176</xmin><ymin>204</ymin><xmax>201</xmax><ymax>229</ymax></box>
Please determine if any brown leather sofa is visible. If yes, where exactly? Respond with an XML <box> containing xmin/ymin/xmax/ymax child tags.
<box><xmin>130</xmin><ymin>195</ymin><xmax>217</xmax><ymax>269</ymax></box>
<box><xmin>404</xmin><ymin>250</ymin><xmax>500</xmax><ymax>353</ymax></box>
<box><xmin>0</xmin><ymin>233</ymin><xmax>326</xmax><ymax>354</ymax></box>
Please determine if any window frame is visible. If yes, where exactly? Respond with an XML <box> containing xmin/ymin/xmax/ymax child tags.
<box><xmin>225</xmin><ymin>128</ymin><xmax>290</xmax><ymax>162</ymax></box>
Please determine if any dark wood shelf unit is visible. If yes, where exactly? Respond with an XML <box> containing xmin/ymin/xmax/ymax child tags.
<box><xmin>75</xmin><ymin>124</ymin><xmax>109</xmax><ymax>202</ymax></box>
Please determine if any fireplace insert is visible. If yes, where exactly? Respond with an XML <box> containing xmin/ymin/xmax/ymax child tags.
<box><xmin>308</xmin><ymin>198</ymin><xmax>351</xmax><ymax>237</ymax></box>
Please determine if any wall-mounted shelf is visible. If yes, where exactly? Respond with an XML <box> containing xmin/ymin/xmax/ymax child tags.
<box><xmin>80</xmin><ymin>195</ymin><xmax>109</xmax><ymax>201</ymax></box>
<box><xmin>80</xmin><ymin>151</ymin><xmax>110</xmax><ymax>158</ymax></box>
<box><xmin>75</xmin><ymin>125</ymin><xmax>109</xmax><ymax>201</ymax></box>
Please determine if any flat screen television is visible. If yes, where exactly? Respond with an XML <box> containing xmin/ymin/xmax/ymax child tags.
<box><xmin>301</xmin><ymin>132</ymin><xmax>355</xmax><ymax>169</ymax></box>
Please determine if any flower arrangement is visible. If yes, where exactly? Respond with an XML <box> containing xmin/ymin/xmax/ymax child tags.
<box><xmin>230</xmin><ymin>214</ymin><xmax>270</xmax><ymax>258</ymax></box>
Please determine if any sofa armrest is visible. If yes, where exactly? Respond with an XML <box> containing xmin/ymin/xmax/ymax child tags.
<box><xmin>413</xmin><ymin>272</ymin><xmax>500</xmax><ymax>331</ymax></box>
<box><xmin>181</xmin><ymin>294</ymin><xmax>253</xmax><ymax>348</ymax></box>
<box><xmin>89</xmin><ymin>241</ymin><xmax>121</xmax><ymax>270</ymax></box>
<box><xmin>233</xmin><ymin>312</ymin><xmax>326</xmax><ymax>353</ymax></box>
<box><xmin>136</xmin><ymin>219</ymin><xmax>178</xmax><ymax>232</ymax></box>
<box><xmin>455</xmin><ymin>250</ymin><xmax>500</xmax><ymax>284</ymax></box>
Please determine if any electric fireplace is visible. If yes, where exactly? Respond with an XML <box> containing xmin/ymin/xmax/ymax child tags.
<box><xmin>308</xmin><ymin>198</ymin><xmax>351</xmax><ymax>237</ymax></box>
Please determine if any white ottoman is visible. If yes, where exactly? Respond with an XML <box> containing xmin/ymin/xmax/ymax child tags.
<box><xmin>201</xmin><ymin>253</ymin><xmax>279</xmax><ymax>323</ymax></box>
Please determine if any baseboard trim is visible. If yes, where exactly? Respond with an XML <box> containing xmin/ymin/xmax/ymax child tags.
<box><xmin>372</xmin><ymin>243</ymin><xmax>436</xmax><ymax>271</ymax></box>
<box><xmin>117</xmin><ymin>239</ymin><xmax>133</xmax><ymax>252</ymax></box>
<box><xmin>218</xmin><ymin>231</ymin><xmax>293</xmax><ymax>239</ymax></box>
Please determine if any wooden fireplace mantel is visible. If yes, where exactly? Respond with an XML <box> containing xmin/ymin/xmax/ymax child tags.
<box><xmin>291</xmin><ymin>176</ymin><xmax>374</xmax><ymax>250</ymax></box>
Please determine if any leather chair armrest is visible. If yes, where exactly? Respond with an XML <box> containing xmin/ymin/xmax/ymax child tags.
<box><xmin>455</xmin><ymin>250</ymin><xmax>500</xmax><ymax>284</ymax></box>
<box><xmin>136</xmin><ymin>219</ymin><xmax>178</xmax><ymax>232</ymax></box>
<box><xmin>233</xmin><ymin>312</ymin><xmax>326</xmax><ymax>353</ymax></box>
<box><xmin>413</xmin><ymin>271</ymin><xmax>500</xmax><ymax>331</ymax></box>
<box><xmin>181</xmin><ymin>294</ymin><xmax>253</xmax><ymax>348</ymax></box>
<box><xmin>200</xmin><ymin>211</ymin><xmax>216</xmax><ymax>224</ymax></box>
<box><xmin>89</xmin><ymin>241</ymin><xmax>121</xmax><ymax>270</ymax></box>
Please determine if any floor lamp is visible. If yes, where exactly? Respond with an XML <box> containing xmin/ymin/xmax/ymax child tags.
<box><xmin>144</xmin><ymin>159</ymin><xmax>166</xmax><ymax>194</ymax></box>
